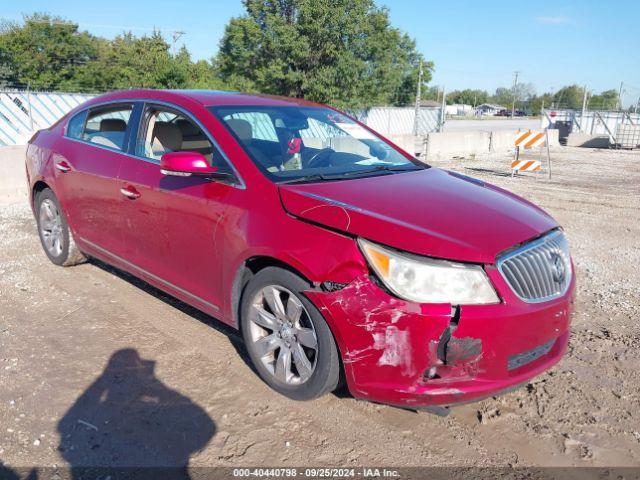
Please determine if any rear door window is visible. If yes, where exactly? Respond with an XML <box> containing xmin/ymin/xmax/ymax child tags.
<box><xmin>82</xmin><ymin>104</ymin><xmax>134</xmax><ymax>151</ymax></box>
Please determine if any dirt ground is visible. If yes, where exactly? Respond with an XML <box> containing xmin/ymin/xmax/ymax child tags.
<box><xmin>0</xmin><ymin>146</ymin><xmax>639</xmax><ymax>472</ymax></box>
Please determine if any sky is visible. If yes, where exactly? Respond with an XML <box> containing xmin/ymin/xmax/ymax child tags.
<box><xmin>3</xmin><ymin>0</ymin><xmax>640</xmax><ymax>106</ymax></box>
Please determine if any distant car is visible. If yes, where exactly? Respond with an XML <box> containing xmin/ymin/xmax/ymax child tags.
<box><xmin>26</xmin><ymin>89</ymin><xmax>574</xmax><ymax>412</ymax></box>
<box><xmin>497</xmin><ymin>109</ymin><xmax>526</xmax><ymax>117</ymax></box>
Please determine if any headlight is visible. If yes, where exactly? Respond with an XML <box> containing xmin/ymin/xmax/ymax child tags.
<box><xmin>358</xmin><ymin>238</ymin><xmax>499</xmax><ymax>305</ymax></box>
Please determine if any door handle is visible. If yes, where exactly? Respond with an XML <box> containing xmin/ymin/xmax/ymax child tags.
<box><xmin>55</xmin><ymin>161</ymin><xmax>71</xmax><ymax>173</ymax></box>
<box><xmin>120</xmin><ymin>186</ymin><xmax>141</xmax><ymax>199</ymax></box>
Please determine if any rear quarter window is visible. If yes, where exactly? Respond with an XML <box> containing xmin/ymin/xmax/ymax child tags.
<box><xmin>66</xmin><ymin>110</ymin><xmax>88</xmax><ymax>139</ymax></box>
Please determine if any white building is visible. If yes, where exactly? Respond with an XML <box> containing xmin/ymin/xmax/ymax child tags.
<box><xmin>445</xmin><ymin>104</ymin><xmax>474</xmax><ymax>116</ymax></box>
<box><xmin>475</xmin><ymin>103</ymin><xmax>506</xmax><ymax>116</ymax></box>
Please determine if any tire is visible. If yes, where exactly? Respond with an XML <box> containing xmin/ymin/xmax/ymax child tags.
<box><xmin>35</xmin><ymin>188</ymin><xmax>86</xmax><ymax>267</ymax></box>
<box><xmin>240</xmin><ymin>267</ymin><xmax>341</xmax><ymax>401</ymax></box>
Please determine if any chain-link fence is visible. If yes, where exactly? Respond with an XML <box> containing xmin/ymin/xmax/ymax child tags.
<box><xmin>542</xmin><ymin>109</ymin><xmax>640</xmax><ymax>147</ymax></box>
<box><xmin>0</xmin><ymin>89</ymin><xmax>443</xmax><ymax>146</ymax></box>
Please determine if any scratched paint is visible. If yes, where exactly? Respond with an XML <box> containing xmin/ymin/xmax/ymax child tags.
<box><xmin>373</xmin><ymin>326</ymin><xmax>415</xmax><ymax>376</ymax></box>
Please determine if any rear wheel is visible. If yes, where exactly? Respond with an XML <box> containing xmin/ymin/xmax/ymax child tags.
<box><xmin>240</xmin><ymin>267</ymin><xmax>340</xmax><ymax>400</ymax></box>
<box><xmin>35</xmin><ymin>189</ymin><xmax>86</xmax><ymax>266</ymax></box>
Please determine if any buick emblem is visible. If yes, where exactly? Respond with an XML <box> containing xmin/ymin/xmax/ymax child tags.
<box><xmin>550</xmin><ymin>253</ymin><xmax>566</xmax><ymax>283</ymax></box>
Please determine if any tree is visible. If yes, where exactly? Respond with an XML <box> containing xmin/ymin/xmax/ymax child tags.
<box><xmin>421</xmin><ymin>86</ymin><xmax>440</xmax><ymax>102</ymax></box>
<box><xmin>446</xmin><ymin>89</ymin><xmax>488</xmax><ymax>106</ymax></box>
<box><xmin>0</xmin><ymin>13</ymin><xmax>226</xmax><ymax>93</ymax></box>
<box><xmin>215</xmin><ymin>0</ymin><xmax>433</xmax><ymax>109</ymax></box>
<box><xmin>528</xmin><ymin>92</ymin><xmax>554</xmax><ymax>115</ymax></box>
<box><xmin>71</xmin><ymin>32</ymin><xmax>187</xmax><ymax>90</ymax></box>
<box><xmin>0</xmin><ymin>53</ymin><xmax>15</xmax><ymax>88</ymax></box>
<box><xmin>0</xmin><ymin>13</ymin><xmax>100</xmax><ymax>90</ymax></box>
<box><xmin>490</xmin><ymin>83</ymin><xmax>535</xmax><ymax>108</ymax></box>
<box><xmin>491</xmin><ymin>87</ymin><xmax>512</xmax><ymax>106</ymax></box>
<box><xmin>589</xmin><ymin>89</ymin><xmax>618</xmax><ymax>110</ymax></box>
<box><xmin>552</xmin><ymin>85</ymin><xmax>583</xmax><ymax>110</ymax></box>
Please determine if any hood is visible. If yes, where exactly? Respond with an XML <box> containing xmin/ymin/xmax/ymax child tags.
<box><xmin>278</xmin><ymin>168</ymin><xmax>558</xmax><ymax>264</ymax></box>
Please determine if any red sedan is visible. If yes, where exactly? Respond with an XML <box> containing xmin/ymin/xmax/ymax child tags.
<box><xmin>26</xmin><ymin>89</ymin><xmax>574</xmax><ymax>413</ymax></box>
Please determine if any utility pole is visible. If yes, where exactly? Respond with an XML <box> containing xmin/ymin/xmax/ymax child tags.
<box><xmin>581</xmin><ymin>85</ymin><xmax>588</xmax><ymax>133</ymax></box>
<box><xmin>439</xmin><ymin>86</ymin><xmax>446</xmax><ymax>132</ymax></box>
<box><xmin>413</xmin><ymin>59</ymin><xmax>423</xmax><ymax>136</ymax></box>
<box><xmin>171</xmin><ymin>30</ymin><xmax>186</xmax><ymax>55</ymax></box>
<box><xmin>617</xmin><ymin>81</ymin><xmax>624</xmax><ymax>111</ymax></box>
<box><xmin>511</xmin><ymin>71</ymin><xmax>520</xmax><ymax>117</ymax></box>
<box><xmin>27</xmin><ymin>83</ymin><xmax>34</xmax><ymax>132</ymax></box>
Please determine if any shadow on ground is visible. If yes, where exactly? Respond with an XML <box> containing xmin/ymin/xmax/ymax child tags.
<box><xmin>91</xmin><ymin>258</ymin><xmax>248</xmax><ymax>362</ymax></box>
<box><xmin>90</xmin><ymin>259</ymin><xmax>352</xmax><ymax>400</ymax></box>
<box><xmin>56</xmin><ymin>348</ymin><xmax>216</xmax><ymax>479</ymax></box>
<box><xmin>464</xmin><ymin>166</ymin><xmax>514</xmax><ymax>178</ymax></box>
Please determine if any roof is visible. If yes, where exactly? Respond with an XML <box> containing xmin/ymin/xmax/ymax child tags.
<box><xmin>84</xmin><ymin>89</ymin><xmax>323</xmax><ymax>108</ymax></box>
<box><xmin>476</xmin><ymin>103</ymin><xmax>505</xmax><ymax>109</ymax></box>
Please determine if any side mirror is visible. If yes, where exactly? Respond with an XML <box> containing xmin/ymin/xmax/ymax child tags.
<box><xmin>160</xmin><ymin>151</ymin><xmax>218</xmax><ymax>177</ymax></box>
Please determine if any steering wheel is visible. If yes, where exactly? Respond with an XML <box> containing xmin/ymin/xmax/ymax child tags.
<box><xmin>305</xmin><ymin>148</ymin><xmax>335</xmax><ymax>169</ymax></box>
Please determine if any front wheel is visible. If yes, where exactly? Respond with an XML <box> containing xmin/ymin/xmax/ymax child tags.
<box><xmin>240</xmin><ymin>267</ymin><xmax>341</xmax><ymax>400</ymax></box>
<box><xmin>35</xmin><ymin>188</ymin><xmax>86</xmax><ymax>267</ymax></box>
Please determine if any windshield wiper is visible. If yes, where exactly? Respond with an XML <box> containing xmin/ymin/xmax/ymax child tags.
<box><xmin>278</xmin><ymin>165</ymin><xmax>424</xmax><ymax>184</ymax></box>
<box><xmin>334</xmin><ymin>164</ymin><xmax>423</xmax><ymax>178</ymax></box>
<box><xmin>278</xmin><ymin>174</ymin><xmax>333</xmax><ymax>184</ymax></box>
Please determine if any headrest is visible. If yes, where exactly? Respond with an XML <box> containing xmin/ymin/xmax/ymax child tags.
<box><xmin>175</xmin><ymin>119</ymin><xmax>200</xmax><ymax>136</ymax></box>
<box><xmin>100</xmin><ymin>118</ymin><xmax>126</xmax><ymax>132</ymax></box>
<box><xmin>226</xmin><ymin>118</ymin><xmax>253</xmax><ymax>141</ymax></box>
<box><xmin>152</xmin><ymin>122</ymin><xmax>182</xmax><ymax>152</ymax></box>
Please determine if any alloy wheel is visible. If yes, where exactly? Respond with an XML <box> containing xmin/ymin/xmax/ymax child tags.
<box><xmin>247</xmin><ymin>285</ymin><xmax>318</xmax><ymax>385</ymax></box>
<box><xmin>39</xmin><ymin>198</ymin><xmax>64</xmax><ymax>257</ymax></box>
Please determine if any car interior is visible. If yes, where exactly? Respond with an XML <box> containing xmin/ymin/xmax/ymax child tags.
<box><xmin>83</xmin><ymin>108</ymin><xmax>132</xmax><ymax>151</ymax></box>
<box><xmin>222</xmin><ymin>115</ymin><xmax>364</xmax><ymax>173</ymax></box>
<box><xmin>141</xmin><ymin>110</ymin><xmax>215</xmax><ymax>164</ymax></box>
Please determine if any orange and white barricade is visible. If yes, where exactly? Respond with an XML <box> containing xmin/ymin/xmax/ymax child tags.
<box><xmin>512</xmin><ymin>129</ymin><xmax>551</xmax><ymax>178</ymax></box>
<box><xmin>515</xmin><ymin>131</ymin><xmax>547</xmax><ymax>149</ymax></box>
<box><xmin>511</xmin><ymin>159</ymin><xmax>542</xmax><ymax>172</ymax></box>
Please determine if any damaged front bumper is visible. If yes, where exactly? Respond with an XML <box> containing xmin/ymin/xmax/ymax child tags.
<box><xmin>305</xmin><ymin>269</ymin><xmax>574</xmax><ymax>408</ymax></box>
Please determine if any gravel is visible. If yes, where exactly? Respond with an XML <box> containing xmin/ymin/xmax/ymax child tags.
<box><xmin>0</xmin><ymin>146</ymin><xmax>638</xmax><ymax>469</ymax></box>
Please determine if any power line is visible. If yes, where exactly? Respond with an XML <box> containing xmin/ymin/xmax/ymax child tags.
<box><xmin>0</xmin><ymin>15</ymin><xmax>183</xmax><ymax>33</ymax></box>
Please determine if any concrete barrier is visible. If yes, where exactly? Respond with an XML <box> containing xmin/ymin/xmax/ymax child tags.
<box><xmin>423</xmin><ymin>128</ymin><xmax>559</xmax><ymax>160</ymax></box>
<box><xmin>565</xmin><ymin>132</ymin><xmax>610</xmax><ymax>148</ymax></box>
<box><xmin>387</xmin><ymin>134</ymin><xmax>424</xmax><ymax>156</ymax></box>
<box><xmin>546</xmin><ymin>128</ymin><xmax>560</xmax><ymax>147</ymax></box>
<box><xmin>0</xmin><ymin>145</ymin><xmax>27</xmax><ymax>204</ymax></box>
<box><xmin>489</xmin><ymin>130</ymin><xmax>518</xmax><ymax>153</ymax></box>
<box><xmin>425</xmin><ymin>131</ymin><xmax>491</xmax><ymax>159</ymax></box>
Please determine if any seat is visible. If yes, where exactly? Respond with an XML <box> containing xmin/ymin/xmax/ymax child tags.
<box><xmin>151</xmin><ymin>122</ymin><xmax>183</xmax><ymax>158</ymax></box>
<box><xmin>100</xmin><ymin>118</ymin><xmax>126</xmax><ymax>132</ymax></box>
<box><xmin>88</xmin><ymin>118</ymin><xmax>127</xmax><ymax>149</ymax></box>
<box><xmin>176</xmin><ymin>119</ymin><xmax>212</xmax><ymax>152</ymax></box>
<box><xmin>226</xmin><ymin>118</ymin><xmax>276</xmax><ymax>170</ymax></box>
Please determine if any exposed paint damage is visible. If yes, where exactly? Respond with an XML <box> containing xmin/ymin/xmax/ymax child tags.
<box><xmin>305</xmin><ymin>271</ymin><xmax>571</xmax><ymax>408</ymax></box>
<box><xmin>373</xmin><ymin>326</ymin><xmax>414</xmax><ymax>375</ymax></box>
<box><xmin>423</xmin><ymin>307</ymin><xmax>483</xmax><ymax>385</ymax></box>
<box><xmin>306</xmin><ymin>275</ymin><xmax>482</xmax><ymax>387</ymax></box>
<box><xmin>309</xmin><ymin>275</ymin><xmax>424</xmax><ymax>378</ymax></box>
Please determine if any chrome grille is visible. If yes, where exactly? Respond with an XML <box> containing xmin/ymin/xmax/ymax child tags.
<box><xmin>497</xmin><ymin>230</ymin><xmax>572</xmax><ymax>303</ymax></box>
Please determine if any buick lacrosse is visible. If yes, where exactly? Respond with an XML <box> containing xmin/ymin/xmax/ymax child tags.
<box><xmin>26</xmin><ymin>89</ymin><xmax>574</xmax><ymax>412</ymax></box>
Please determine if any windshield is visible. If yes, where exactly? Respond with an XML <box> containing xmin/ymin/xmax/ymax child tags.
<box><xmin>209</xmin><ymin>106</ymin><xmax>426</xmax><ymax>182</ymax></box>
